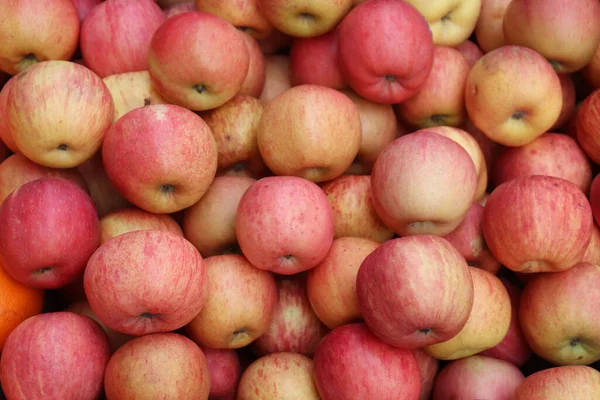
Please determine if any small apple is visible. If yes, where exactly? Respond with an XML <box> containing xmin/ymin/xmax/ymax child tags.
<box><xmin>239</xmin><ymin>33</ymin><xmax>267</xmax><ymax>98</ymax></box>
<box><xmin>259</xmin><ymin>55</ymin><xmax>292</xmax><ymax>104</ymax></box>
<box><xmin>201</xmin><ymin>347</ymin><xmax>242</xmax><ymax>399</ymax></box>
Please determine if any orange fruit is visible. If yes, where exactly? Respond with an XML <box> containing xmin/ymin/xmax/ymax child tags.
<box><xmin>0</xmin><ymin>259</ymin><xmax>45</xmax><ymax>351</ymax></box>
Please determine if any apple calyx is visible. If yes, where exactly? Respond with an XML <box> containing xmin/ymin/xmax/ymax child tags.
<box><xmin>57</xmin><ymin>144</ymin><xmax>68</xmax><ymax>151</ymax></box>
<box><xmin>230</xmin><ymin>328</ymin><xmax>250</xmax><ymax>346</ymax></box>
<box><xmin>159</xmin><ymin>184</ymin><xmax>176</xmax><ymax>195</ymax></box>
<box><xmin>418</xmin><ymin>328</ymin><xmax>432</xmax><ymax>335</ymax></box>
<box><xmin>429</xmin><ymin>114</ymin><xmax>449</xmax><ymax>126</ymax></box>
<box><xmin>298</xmin><ymin>12</ymin><xmax>316</xmax><ymax>22</ymax></box>
<box><xmin>511</xmin><ymin>110</ymin><xmax>526</xmax><ymax>121</ymax></box>
<box><xmin>301</xmin><ymin>166</ymin><xmax>328</xmax><ymax>181</ymax></box>
<box><xmin>17</xmin><ymin>53</ymin><xmax>39</xmax><ymax>73</ymax></box>
<box><xmin>33</xmin><ymin>267</ymin><xmax>53</xmax><ymax>275</ymax></box>
<box><xmin>192</xmin><ymin>84</ymin><xmax>207</xmax><ymax>95</ymax></box>
<box><xmin>547</xmin><ymin>59</ymin><xmax>562</xmax><ymax>72</ymax></box>
<box><xmin>385</xmin><ymin>74</ymin><xmax>397</xmax><ymax>83</ymax></box>
<box><xmin>139</xmin><ymin>312</ymin><xmax>160</xmax><ymax>319</ymax></box>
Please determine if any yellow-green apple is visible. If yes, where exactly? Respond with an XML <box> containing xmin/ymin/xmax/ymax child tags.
<box><xmin>414</xmin><ymin>349</ymin><xmax>440</xmax><ymax>400</ymax></box>
<box><xmin>482</xmin><ymin>175</ymin><xmax>593</xmax><ymax>273</ymax></box>
<box><xmin>0</xmin><ymin>312</ymin><xmax>110</xmax><ymax>400</ymax></box>
<box><xmin>7</xmin><ymin>61</ymin><xmax>114</xmax><ymax>168</ymax></box>
<box><xmin>395</xmin><ymin>46</ymin><xmax>470</xmax><ymax>129</ymax></box>
<box><xmin>195</xmin><ymin>0</ymin><xmax>273</xmax><ymax>39</ymax></box>
<box><xmin>80</xmin><ymin>0</ymin><xmax>166</xmax><ymax>78</ymax></box>
<box><xmin>258</xmin><ymin>29</ymin><xmax>293</xmax><ymax>55</ymax></box>
<box><xmin>455</xmin><ymin>39</ymin><xmax>484</xmax><ymax>68</ymax></box>
<box><xmin>357</xmin><ymin>235</ymin><xmax>474</xmax><ymax>349</ymax></box>
<box><xmin>419</xmin><ymin>125</ymin><xmax>488</xmax><ymax>201</ymax></box>
<box><xmin>337</xmin><ymin>0</ymin><xmax>434</xmax><ymax>104</ymax></box>
<box><xmin>465</xmin><ymin>45</ymin><xmax>563</xmax><ymax>147</ymax></box>
<box><xmin>404</xmin><ymin>0</ymin><xmax>482</xmax><ymax>47</ymax></box>
<box><xmin>290</xmin><ymin>29</ymin><xmax>346</xmax><ymax>89</ymax></box>
<box><xmin>443</xmin><ymin>202</ymin><xmax>502</xmax><ymax>275</ymax></box>
<box><xmin>147</xmin><ymin>12</ymin><xmax>250</xmax><ymax>111</ymax></box>
<box><xmin>257</xmin><ymin>0</ymin><xmax>353</xmax><ymax>38</ymax></box>
<box><xmin>184</xmin><ymin>254</ymin><xmax>277</xmax><ymax>349</ymax></box>
<box><xmin>259</xmin><ymin>55</ymin><xmax>292</xmax><ymax>104</ymax></box>
<box><xmin>551</xmin><ymin>74</ymin><xmax>577</xmax><ymax>131</ymax></box>
<box><xmin>503</xmin><ymin>0</ymin><xmax>600</xmax><ymax>74</ymax></box>
<box><xmin>237</xmin><ymin>352</ymin><xmax>320</xmax><ymax>400</ymax></box>
<box><xmin>236</xmin><ymin>176</ymin><xmax>334</xmax><ymax>275</ymax></box>
<box><xmin>0</xmin><ymin>0</ymin><xmax>80</xmax><ymax>75</ymax></box>
<box><xmin>520</xmin><ymin>262</ymin><xmax>600</xmax><ymax>365</ymax></box>
<box><xmin>583</xmin><ymin>45</ymin><xmax>600</xmax><ymax>89</ymax></box>
<box><xmin>424</xmin><ymin>267</ymin><xmax>511</xmax><ymax>360</ymax></box>
<box><xmin>72</xmin><ymin>0</ymin><xmax>103</xmax><ymax>21</ymax></box>
<box><xmin>582</xmin><ymin>223</ymin><xmax>600</xmax><ymax>265</ymax></box>
<box><xmin>0</xmin><ymin>77</ymin><xmax>18</xmax><ymax>153</ymax></box>
<box><xmin>77</xmin><ymin>151</ymin><xmax>132</xmax><ymax>218</ymax></box>
<box><xmin>321</xmin><ymin>175</ymin><xmax>394</xmax><ymax>243</ymax></box>
<box><xmin>575</xmin><ymin>88</ymin><xmax>600</xmax><ymax>164</ymax></box>
<box><xmin>104</xmin><ymin>333</ymin><xmax>210</xmax><ymax>400</ymax></box>
<box><xmin>340</xmin><ymin>90</ymin><xmax>397</xmax><ymax>175</ymax></box>
<box><xmin>307</xmin><ymin>236</ymin><xmax>379</xmax><ymax>329</ymax></box>
<box><xmin>257</xmin><ymin>85</ymin><xmax>361</xmax><ymax>182</ymax></box>
<box><xmin>0</xmin><ymin>178</ymin><xmax>99</xmax><ymax>289</ymax></box>
<box><xmin>183</xmin><ymin>176</ymin><xmax>256</xmax><ymax>257</ymax></box>
<box><xmin>164</xmin><ymin>1</ymin><xmax>196</xmax><ymax>18</ymax></box>
<box><xmin>513</xmin><ymin>366</ymin><xmax>600</xmax><ymax>400</ymax></box>
<box><xmin>201</xmin><ymin>347</ymin><xmax>241</xmax><ymax>399</ymax></box>
<box><xmin>252</xmin><ymin>277</ymin><xmax>329</xmax><ymax>356</ymax></box>
<box><xmin>480</xmin><ymin>278</ymin><xmax>532</xmax><ymax>367</ymax></box>
<box><xmin>199</xmin><ymin>95</ymin><xmax>267</xmax><ymax>178</ymax></box>
<box><xmin>99</xmin><ymin>207</ymin><xmax>183</xmax><ymax>245</ymax></box>
<box><xmin>432</xmin><ymin>355</ymin><xmax>525</xmax><ymax>399</ymax></box>
<box><xmin>239</xmin><ymin>33</ymin><xmax>267</xmax><ymax>98</ymax></box>
<box><xmin>0</xmin><ymin>152</ymin><xmax>88</xmax><ymax>205</ymax></box>
<box><xmin>370</xmin><ymin>131</ymin><xmax>478</xmax><ymax>236</ymax></box>
<box><xmin>474</xmin><ymin>0</ymin><xmax>511</xmax><ymax>53</ymax></box>
<box><xmin>101</xmin><ymin>104</ymin><xmax>218</xmax><ymax>214</ymax></box>
<box><xmin>84</xmin><ymin>230</ymin><xmax>208</xmax><ymax>336</ymax></box>
<box><xmin>493</xmin><ymin>133</ymin><xmax>592</xmax><ymax>194</ymax></box>
<box><xmin>67</xmin><ymin>300</ymin><xmax>133</xmax><ymax>354</ymax></box>
<box><xmin>313</xmin><ymin>323</ymin><xmax>421</xmax><ymax>400</ymax></box>
<box><xmin>102</xmin><ymin>71</ymin><xmax>169</xmax><ymax>122</ymax></box>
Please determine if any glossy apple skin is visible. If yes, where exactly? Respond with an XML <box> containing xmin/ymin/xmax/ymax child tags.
<box><xmin>513</xmin><ymin>366</ymin><xmax>600</xmax><ymax>400</ymax></box>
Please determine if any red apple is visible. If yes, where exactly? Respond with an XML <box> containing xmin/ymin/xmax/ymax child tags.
<box><xmin>456</xmin><ymin>39</ymin><xmax>485</xmax><ymax>68</ymax></box>
<box><xmin>72</xmin><ymin>0</ymin><xmax>103</xmax><ymax>21</ymax></box>
<box><xmin>84</xmin><ymin>229</ymin><xmax>208</xmax><ymax>336</ymax></box>
<box><xmin>337</xmin><ymin>0</ymin><xmax>434</xmax><ymax>104</ymax></box>
<box><xmin>0</xmin><ymin>76</ymin><xmax>18</xmax><ymax>153</ymax></box>
<box><xmin>195</xmin><ymin>0</ymin><xmax>273</xmax><ymax>39</ymax></box>
<box><xmin>0</xmin><ymin>312</ymin><xmax>110</xmax><ymax>400</ymax></box>
<box><xmin>236</xmin><ymin>176</ymin><xmax>334</xmax><ymax>275</ymax></box>
<box><xmin>414</xmin><ymin>349</ymin><xmax>440</xmax><ymax>400</ymax></box>
<box><xmin>314</xmin><ymin>323</ymin><xmax>421</xmax><ymax>400</ymax></box>
<box><xmin>513</xmin><ymin>366</ymin><xmax>600</xmax><ymax>399</ymax></box>
<box><xmin>102</xmin><ymin>104</ymin><xmax>218</xmax><ymax>214</ymax></box>
<box><xmin>483</xmin><ymin>175</ymin><xmax>593</xmax><ymax>273</ymax></box>
<box><xmin>582</xmin><ymin>223</ymin><xmax>600</xmax><ymax>265</ymax></box>
<box><xmin>147</xmin><ymin>11</ymin><xmax>250</xmax><ymax>111</ymax></box>
<box><xmin>551</xmin><ymin>73</ymin><xmax>577</xmax><ymax>131</ymax></box>
<box><xmin>99</xmin><ymin>207</ymin><xmax>183</xmax><ymax>245</ymax></box>
<box><xmin>0</xmin><ymin>0</ymin><xmax>80</xmax><ymax>75</ymax></box>
<box><xmin>259</xmin><ymin>55</ymin><xmax>292</xmax><ymax>104</ymax></box>
<box><xmin>575</xmin><ymin>88</ymin><xmax>600</xmax><ymax>164</ymax></box>
<box><xmin>239</xmin><ymin>33</ymin><xmax>267</xmax><ymax>98</ymax></box>
<box><xmin>201</xmin><ymin>347</ymin><xmax>242</xmax><ymax>399</ymax></box>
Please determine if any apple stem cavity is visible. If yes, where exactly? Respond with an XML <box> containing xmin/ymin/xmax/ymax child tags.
<box><xmin>160</xmin><ymin>184</ymin><xmax>176</xmax><ymax>195</ymax></box>
<box><xmin>57</xmin><ymin>144</ymin><xmax>68</xmax><ymax>151</ymax></box>
<box><xmin>385</xmin><ymin>74</ymin><xmax>397</xmax><ymax>83</ymax></box>
<box><xmin>298</xmin><ymin>12</ymin><xmax>316</xmax><ymax>21</ymax></box>
<box><xmin>192</xmin><ymin>84</ymin><xmax>206</xmax><ymax>95</ymax></box>
<box><xmin>570</xmin><ymin>337</ymin><xmax>581</xmax><ymax>347</ymax></box>
<box><xmin>17</xmin><ymin>53</ymin><xmax>39</xmax><ymax>72</ymax></box>
<box><xmin>511</xmin><ymin>110</ymin><xmax>526</xmax><ymax>120</ymax></box>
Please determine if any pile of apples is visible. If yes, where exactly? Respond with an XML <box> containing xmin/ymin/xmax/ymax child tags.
<box><xmin>1</xmin><ymin>0</ymin><xmax>600</xmax><ymax>398</ymax></box>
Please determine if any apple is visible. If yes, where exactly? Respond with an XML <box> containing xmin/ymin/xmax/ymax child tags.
<box><xmin>0</xmin><ymin>76</ymin><xmax>18</xmax><ymax>153</ymax></box>
<box><xmin>480</xmin><ymin>278</ymin><xmax>532</xmax><ymax>367</ymax></box>
<box><xmin>551</xmin><ymin>74</ymin><xmax>577</xmax><ymax>131</ymax></box>
<box><xmin>503</xmin><ymin>0</ymin><xmax>600</xmax><ymax>73</ymax></box>
<box><xmin>236</xmin><ymin>176</ymin><xmax>334</xmax><ymax>275</ymax></box>
<box><xmin>583</xmin><ymin>44</ymin><xmax>600</xmax><ymax>89</ymax></box>
<box><xmin>81</xmin><ymin>0</ymin><xmax>166</xmax><ymax>78</ymax></box>
<box><xmin>337</xmin><ymin>0</ymin><xmax>435</xmax><ymax>104</ymax></box>
<box><xmin>424</xmin><ymin>267</ymin><xmax>512</xmax><ymax>360</ymax></box>
<box><xmin>575</xmin><ymin>88</ymin><xmax>600</xmax><ymax>164</ymax></box>
<box><xmin>257</xmin><ymin>84</ymin><xmax>361</xmax><ymax>182</ymax></box>
<box><xmin>482</xmin><ymin>175</ymin><xmax>593</xmax><ymax>273</ymax></box>
<box><xmin>147</xmin><ymin>11</ymin><xmax>250</xmax><ymax>111</ymax></box>
<box><xmin>0</xmin><ymin>152</ymin><xmax>88</xmax><ymax>206</ymax></box>
<box><xmin>104</xmin><ymin>333</ymin><xmax>210</xmax><ymax>399</ymax></box>
<box><xmin>307</xmin><ymin>236</ymin><xmax>379</xmax><ymax>330</ymax></box>
<box><xmin>474</xmin><ymin>0</ymin><xmax>512</xmax><ymax>53</ymax></box>
<box><xmin>0</xmin><ymin>178</ymin><xmax>99</xmax><ymax>289</ymax></box>
<box><xmin>0</xmin><ymin>0</ymin><xmax>80</xmax><ymax>75</ymax></box>
<box><xmin>456</xmin><ymin>39</ymin><xmax>485</xmax><ymax>68</ymax></box>
<box><xmin>414</xmin><ymin>349</ymin><xmax>440</xmax><ymax>400</ymax></box>
<box><xmin>102</xmin><ymin>70</ymin><xmax>169</xmax><ymax>122</ymax></box>
<box><xmin>72</xmin><ymin>0</ymin><xmax>103</xmax><ymax>21</ymax></box>
<box><xmin>164</xmin><ymin>1</ymin><xmax>197</xmax><ymax>18</ymax></box>
<box><xmin>183</xmin><ymin>176</ymin><xmax>256</xmax><ymax>257</ymax></box>
<box><xmin>185</xmin><ymin>254</ymin><xmax>277</xmax><ymax>349</ymax></box>
<box><xmin>252</xmin><ymin>277</ymin><xmax>329</xmax><ymax>356</ymax></box>
<box><xmin>370</xmin><ymin>130</ymin><xmax>478</xmax><ymax>236</ymax></box>
<box><xmin>0</xmin><ymin>312</ymin><xmax>110</xmax><ymax>400</ymax></box>
<box><xmin>259</xmin><ymin>55</ymin><xmax>292</xmax><ymax>104</ymax></box>
<box><xmin>84</xmin><ymin>229</ymin><xmax>208</xmax><ymax>336</ymax></box>
<box><xmin>492</xmin><ymin>133</ymin><xmax>593</xmax><ymax>194</ymax></box>
<box><xmin>258</xmin><ymin>29</ymin><xmax>294</xmax><ymax>55</ymax></box>
<box><xmin>443</xmin><ymin>202</ymin><xmax>502</xmax><ymax>275</ymax></box>
<box><xmin>102</xmin><ymin>104</ymin><xmax>218</xmax><ymax>214</ymax></box>
<box><xmin>462</xmin><ymin>117</ymin><xmax>501</xmax><ymax>177</ymax></box>
<box><xmin>357</xmin><ymin>235</ymin><xmax>474</xmax><ymax>349</ymax></box>
<box><xmin>239</xmin><ymin>33</ymin><xmax>267</xmax><ymax>98</ymax></box>
<box><xmin>513</xmin><ymin>366</ymin><xmax>600</xmax><ymax>400</ymax></box>
<box><xmin>340</xmin><ymin>90</ymin><xmax>397</xmax><ymax>175</ymax></box>
<box><xmin>432</xmin><ymin>355</ymin><xmax>525</xmax><ymax>400</ymax></box>
<box><xmin>582</xmin><ymin>223</ymin><xmax>600</xmax><ymax>265</ymax></box>
<box><xmin>195</xmin><ymin>0</ymin><xmax>273</xmax><ymax>39</ymax></box>
<box><xmin>313</xmin><ymin>323</ymin><xmax>421</xmax><ymax>400</ymax></box>
<box><xmin>99</xmin><ymin>207</ymin><xmax>183</xmax><ymax>245</ymax></box>
<box><xmin>199</xmin><ymin>95</ymin><xmax>267</xmax><ymax>178</ymax></box>
<box><xmin>290</xmin><ymin>28</ymin><xmax>346</xmax><ymax>89</ymax></box>
<box><xmin>257</xmin><ymin>0</ymin><xmax>353</xmax><ymax>38</ymax></box>
<box><xmin>201</xmin><ymin>347</ymin><xmax>242</xmax><ymax>399</ymax></box>
<box><xmin>465</xmin><ymin>45</ymin><xmax>563</xmax><ymax>147</ymax></box>
<box><xmin>237</xmin><ymin>352</ymin><xmax>320</xmax><ymax>400</ymax></box>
